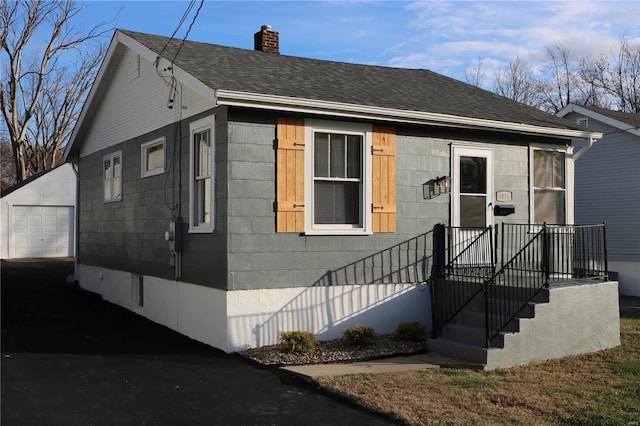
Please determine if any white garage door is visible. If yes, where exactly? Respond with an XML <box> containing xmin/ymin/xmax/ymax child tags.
<box><xmin>11</xmin><ymin>206</ymin><xmax>74</xmax><ymax>258</ymax></box>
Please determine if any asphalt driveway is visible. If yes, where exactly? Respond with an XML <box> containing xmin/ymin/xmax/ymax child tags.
<box><xmin>1</xmin><ymin>260</ymin><xmax>398</xmax><ymax>426</ymax></box>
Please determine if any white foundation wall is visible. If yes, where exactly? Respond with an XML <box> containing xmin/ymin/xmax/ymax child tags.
<box><xmin>610</xmin><ymin>261</ymin><xmax>640</xmax><ymax>297</ymax></box>
<box><xmin>226</xmin><ymin>283</ymin><xmax>431</xmax><ymax>351</ymax></box>
<box><xmin>76</xmin><ymin>264</ymin><xmax>431</xmax><ymax>353</ymax></box>
<box><xmin>76</xmin><ymin>264</ymin><xmax>228</xmax><ymax>350</ymax></box>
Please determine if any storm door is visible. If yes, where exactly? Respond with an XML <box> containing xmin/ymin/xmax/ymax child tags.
<box><xmin>451</xmin><ymin>146</ymin><xmax>493</xmax><ymax>265</ymax></box>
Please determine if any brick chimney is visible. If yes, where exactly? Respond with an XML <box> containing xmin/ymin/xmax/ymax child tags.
<box><xmin>254</xmin><ymin>25</ymin><xmax>279</xmax><ymax>54</ymax></box>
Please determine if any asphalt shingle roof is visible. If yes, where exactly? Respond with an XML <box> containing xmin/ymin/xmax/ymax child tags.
<box><xmin>121</xmin><ymin>29</ymin><xmax>583</xmax><ymax>132</ymax></box>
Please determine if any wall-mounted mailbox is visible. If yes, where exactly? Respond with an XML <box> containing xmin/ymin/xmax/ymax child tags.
<box><xmin>494</xmin><ymin>205</ymin><xmax>515</xmax><ymax>216</ymax></box>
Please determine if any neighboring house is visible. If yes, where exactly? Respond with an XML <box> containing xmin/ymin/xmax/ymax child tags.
<box><xmin>557</xmin><ymin>104</ymin><xmax>640</xmax><ymax>297</ymax></box>
<box><xmin>0</xmin><ymin>164</ymin><xmax>77</xmax><ymax>259</ymax></box>
<box><xmin>64</xmin><ymin>27</ymin><xmax>617</xmax><ymax>367</ymax></box>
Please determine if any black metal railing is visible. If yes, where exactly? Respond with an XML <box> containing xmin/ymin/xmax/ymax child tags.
<box><xmin>430</xmin><ymin>224</ymin><xmax>494</xmax><ymax>338</ymax></box>
<box><xmin>498</xmin><ymin>223</ymin><xmax>609</xmax><ymax>279</ymax></box>
<box><xmin>485</xmin><ymin>223</ymin><xmax>547</xmax><ymax>345</ymax></box>
<box><xmin>484</xmin><ymin>223</ymin><xmax>609</xmax><ymax>346</ymax></box>
<box><xmin>430</xmin><ymin>222</ymin><xmax>608</xmax><ymax>346</ymax></box>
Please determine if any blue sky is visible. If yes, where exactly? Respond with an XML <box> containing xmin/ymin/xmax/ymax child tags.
<box><xmin>79</xmin><ymin>1</ymin><xmax>640</xmax><ymax>86</ymax></box>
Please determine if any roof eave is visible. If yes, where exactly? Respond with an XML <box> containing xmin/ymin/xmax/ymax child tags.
<box><xmin>557</xmin><ymin>104</ymin><xmax>640</xmax><ymax>137</ymax></box>
<box><xmin>217</xmin><ymin>90</ymin><xmax>602</xmax><ymax>141</ymax></box>
<box><xmin>63</xmin><ymin>31</ymin><xmax>121</xmax><ymax>163</ymax></box>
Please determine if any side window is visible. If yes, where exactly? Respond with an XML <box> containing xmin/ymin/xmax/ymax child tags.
<box><xmin>141</xmin><ymin>137</ymin><xmax>165</xmax><ymax>178</ymax></box>
<box><xmin>532</xmin><ymin>149</ymin><xmax>566</xmax><ymax>224</ymax></box>
<box><xmin>189</xmin><ymin>116</ymin><xmax>215</xmax><ymax>232</ymax></box>
<box><xmin>104</xmin><ymin>151</ymin><xmax>122</xmax><ymax>202</ymax></box>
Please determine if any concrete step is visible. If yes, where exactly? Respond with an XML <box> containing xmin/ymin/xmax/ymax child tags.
<box><xmin>425</xmin><ymin>337</ymin><xmax>489</xmax><ymax>365</ymax></box>
<box><xmin>487</xmin><ymin>286</ymin><xmax>550</xmax><ymax>303</ymax></box>
<box><xmin>465</xmin><ymin>297</ymin><xmax>538</xmax><ymax>319</ymax></box>
<box><xmin>455</xmin><ymin>310</ymin><xmax>520</xmax><ymax>333</ymax></box>
<box><xmin>428</xmin><ymin>282</ymin><xmax>553</xmax><ymax>368</ymax></box>
<box><xmin>440</xmin><ymin>323</ymin><xmax>506</xmax><ymax>348</ymax></box>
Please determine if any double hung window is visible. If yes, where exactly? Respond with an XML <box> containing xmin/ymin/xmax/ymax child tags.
<box><xmin>104</xmin><ymin>151</ymin><xmax>122</xmax><ymax>202</ymax></box>
<box><xmin>276</xmin><ymin>118</ymin><xmax>395</xmax><ymax>234</ymax></box>
<box><xmin>305</xmin><ymin>121</ymin><xmax>372</xmax><ymax>234</ymax></box>
<box><xmin>189</xmin><ymin>116</ymin><xmax>215</xmax><ymax>232</ymax></box>
<box><xmin>533</xmin><ymin>149</ymin><xmax>566</xmax><ymax>224</ymax></box>
<box><xmin>313</xmin><ymin>132</ymin><xmax>363</xmax><ymax>225</ymax></box>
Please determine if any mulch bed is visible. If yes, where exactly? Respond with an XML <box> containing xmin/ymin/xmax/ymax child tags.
<box><xmin>239</xmin><ymin>334</ymin><xmax>425</xmax><ymax>366</ymax></box>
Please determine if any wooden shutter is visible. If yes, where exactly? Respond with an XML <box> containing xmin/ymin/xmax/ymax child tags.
<box><xmin>276</xmin><ymin>117</ymin><xmax>305</xmax><ymax>232</ymax></box>
<box><xmin>372</xmin><ymin>126</ymin><xmax>396</xmax><ymax>233</ymax></box>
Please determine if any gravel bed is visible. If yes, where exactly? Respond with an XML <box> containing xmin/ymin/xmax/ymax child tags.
<box><xmin>239</xmin><ymin>334</ymin><xmax>426</xmax><ymax>366</ymax></box>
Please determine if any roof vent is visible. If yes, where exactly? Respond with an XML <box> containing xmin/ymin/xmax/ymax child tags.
<box><xmin>254</xmin><ymin>25</ymin><xmax>279</xmax><ymax>54</ymax></box>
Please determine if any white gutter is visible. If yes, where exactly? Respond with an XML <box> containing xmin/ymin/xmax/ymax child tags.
<box><xmin>572</xmin><ymin>136</ymin><xmax>597</xmax><ymax>161</ymax></box>
<box><xmin>216</xmin><ymin>89</ymin><xmax>603</xmax><ymax>141</ymax></box>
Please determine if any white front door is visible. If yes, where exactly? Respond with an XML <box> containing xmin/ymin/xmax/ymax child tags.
<box><xmin>452</xmin><ymin>146</ymin><xmax>493</xmax><ymax>228</ymax></box>
<box><xmin>450</xmin><ymin>146</ymin><xmax>493</xmax><ymax>265</ymax></box>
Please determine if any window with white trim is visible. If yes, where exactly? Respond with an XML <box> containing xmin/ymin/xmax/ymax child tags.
<box><xmin>189</xmin><ymin>116</ymin><xmax>215</xmax><ymax>232</ymax></box>
<box><xmin>532</xmin><ymin>149</ymin><xmax>566</xmax><ymax>224</ymax></box>
<box><xmin>141</xmin><ymin>137</ymin><xmax>165</xmax><ymax>178</ymax></box>
<box><xmin>304</xmin><ymin>120</ymin><xmax>372</xmax><ymax>234</ymax></box>
<box><xmin>103</xmin><ymin>151</ymin><xmax>122</xmax><ymax>202</ymax></box>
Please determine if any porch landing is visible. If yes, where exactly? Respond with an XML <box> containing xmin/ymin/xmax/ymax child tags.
<box><xmin>426</xmin><ymin>280</ymin><xmax>620</xmax><ymax>370</ymax></box>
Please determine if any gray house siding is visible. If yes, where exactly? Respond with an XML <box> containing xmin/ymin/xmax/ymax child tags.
<box><xmin>78</xmin><ymin>131</ymin><xmax>177</xmax><ymax>279</ymax></box>
<box><xmin>78</xmin><ymin>104</ymin><xmax>561</xmax><ymax>293</ymax></box>
<box><xmin>224</xmin><ymin>110</ymin><xmax>538</xmax><ymax>291</ymax></box>
<box><xmin>224</xmin><ymin>116</ymin><xmax>447</xmax><ymax>290</ymax></box>
<box><xmin>565</xmin><ymin>112</ymin><xmax>640</xmax><ymax>262</ymax></box>
<box><xmin>78</xmin><ymin>107</ymin><xmax>229</xmax><ymax>288</ymax></box>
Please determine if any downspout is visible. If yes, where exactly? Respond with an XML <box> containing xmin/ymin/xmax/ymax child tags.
<box><xmin>572</xmin><ymin>136</ymin><xmax>598</xmax><ymax>161</ymax></box>
<box><xmin>72</xmin><ymin>162</ymin><xmax>80</xmax><ymax>283</ymax></box>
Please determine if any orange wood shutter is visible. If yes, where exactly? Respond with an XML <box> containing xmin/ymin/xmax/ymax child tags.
<box><xmin>276</xmin><ymin>117</ymin><xmax>305</xmax><ymax>232</ymax></box>
<box><xmin>372</xmin><ymin>125</ymin><xmax>396</xmax><ymax>233</ymax></box>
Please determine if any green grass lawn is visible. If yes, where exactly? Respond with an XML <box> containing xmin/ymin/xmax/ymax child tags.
<box><xmin>316</xmin><ymin>315</ymin><xmax>640</xmax><ymax>425</ymax></box>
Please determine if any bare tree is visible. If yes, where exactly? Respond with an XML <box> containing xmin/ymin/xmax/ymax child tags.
<box><xmin>0</xmin><ymin>0</ymin><xmax>110</xmax><ymax>182</ymax></box>
<box><xmin>0</xmin><ymin>138</ymin><xmax>16</xmax><ymax>189</ymax></box>
<box><xmin>576</xmin><ymin>54</ymin><xmax>612</xmax><ymax>110</ymax></box>
<box><xmin>465</xmin><ymin>57</ymin><xmax>486</xmax><ymax>88</ymax></box>
<box><xmin>580</xmin><ymin>36</ymin><xmax>640</xmax><ymax>113</ymax></box>
<box><xmin>493</xmin><ymin>55</ymin><xmax>540</xmax><ymax>108</ymax></box>
<box><xmin>612</xmin><ymin>37</ymin><xmax>640</xmax><ymax>113</ymax></box>
<box><xmin>536</xmin><ymin>45</ymin><xmax>590</xmax><ymax>113</ymax></box>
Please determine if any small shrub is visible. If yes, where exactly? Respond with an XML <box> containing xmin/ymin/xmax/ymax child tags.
<box><xmin>343</xmin><ymin>325</ymin><xmax>377</xmax><ymax>346</ymax></box>
<box><xmin>395</xmin><ymin>321</ymin><xmax>427</xmax><ymax>342</ymax></box>
<box><xmin>278</xmin><ymin>331</ymin><xmax>316</xmax><ymax>353</ymax></box>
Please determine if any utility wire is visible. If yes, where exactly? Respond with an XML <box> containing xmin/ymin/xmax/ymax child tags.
<box><xmin>157</xmin><ymin>0</ymin><xmax>196</xmax><ymax>61</ymax></box>
<box><xmin>171</xmin><ymin>0</ymin><xmax>204</xmax><ymax>64</ymax></box>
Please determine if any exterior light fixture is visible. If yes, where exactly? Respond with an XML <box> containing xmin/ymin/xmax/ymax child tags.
<box><xmin>423</xmin><ymin>176</ymin><xmax>451</xmax><ymax>199</ymax></box>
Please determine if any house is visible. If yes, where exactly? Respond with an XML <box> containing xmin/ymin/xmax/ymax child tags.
<box><xmin>64</xmin><ymin>27</ymin><xmax>619</xmax><ymax>368</ymax></box>
<box><xmin>557</xmin><ymin>104</ymin><xmax>640</xmax><ymax>297</ymax></box>
<box><xmin>0</xmin><ymin>164</ymin><xmax>77</xmax><ymax>259</ymax></box>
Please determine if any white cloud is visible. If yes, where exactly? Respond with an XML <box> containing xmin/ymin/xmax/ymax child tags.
<box><xmin>387</xmin><ymin>0</ymin><xmax>640</xmax><ymax>80</ymax></box>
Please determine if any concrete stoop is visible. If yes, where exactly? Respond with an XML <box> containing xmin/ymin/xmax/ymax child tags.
<box><xmin>426</xmin><ymin>280</ymin><xmax>621</xmax><ymax>370</ymax></box>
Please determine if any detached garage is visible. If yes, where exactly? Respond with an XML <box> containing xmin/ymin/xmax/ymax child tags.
<box><xmin>1</xmin><ymin>164</ymin><xmax>77</xmax><ymax>259</ymax></box>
